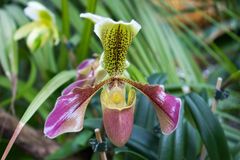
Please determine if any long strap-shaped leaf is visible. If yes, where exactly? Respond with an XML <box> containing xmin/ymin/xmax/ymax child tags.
<box><xmin>1</xmin><ymin>70</ymin><xmax>76</xmax><ymax>160</ymax></box>
<box><xmin>185</xmin><ymin>93</ymin><xmax>231</xmax><ymax>160</ymax></box>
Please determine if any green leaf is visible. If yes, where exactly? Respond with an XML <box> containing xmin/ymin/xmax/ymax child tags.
<box><xmin>127</xmin><ymin>125</ymin><xmax>159</xmax><ymax>160</ymax></box>
<box><xmin>184</xmin><ymin>122</ymin><xmax>201</xmax><ymax>160</ymax></box>
<box><xmin>148</xmin><ymin>104</ymin><xmax>201</xmax><ymax>160</ymax></box>
<box><xmin>21</xmin><ymin>70</ymin><xmax>75</xmax><ymax>124</ymax></box>
<box><xmin>25</xmin><ymin>60</ymin><xmax>37</xmax><ymax>89</ymax></box>
<box><xmin>0</xmin><ymin>9</ymin><xmax>18</xmax><ymax>79</ymax></box>
<box><xmin>1</xmin><ymin>70</ymin><xmax>76</xmax><ymax>160</ymax></box>
<box><xmin>76</xmin><ymin>0</ymin><xmax>97</xmax><ymax>61</ymax></box>
<box><xmin>127</xmin><ymin>64</ymin><xmax>147</xmax><ymax>83</ymax></box>
<box><xmin>0</xmin><ymin>75</ymin><xmax>37</xmax><ymax>106</ymax></box>
<box><xmin>4</xmin><ymin>4</ymin><xmax>29</xmax><ymax>26</ymax></box>
<box><xmin>84</xmin><ymin>118</ymin><xmax>102</xmax><ymax>129</ymax></box>
<box><xmin>46</xmin><ymin>129</ymin><xmax>93</xmax><ymax>160</ymax></box>
<box><xmin>114</xmin><ymin>148</ymin><xmax>147</xmax><ymax>160</ymax></box>
<box><xmin>223</xmin><ymin>70</ymin><xmax>240</xmax><ymax>88</ymax></box>
<box><xmin>185</xmin><ymin>93</ymin><xmax>231</xmax><ymax>160</ymax></box>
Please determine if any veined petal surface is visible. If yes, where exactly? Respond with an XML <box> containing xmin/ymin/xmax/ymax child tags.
<box><xmin>80</xmin><ymin>13</ymin><xmax>141</xmax><ymax>76</ymax></box>
<box><xmin>119</xmin><ymin>78</ymin><xmax>181</xmax><ymax>135</ymax></box>
<box><xmin>44</xmin><ymin>79</ymin><xmax>110</xmax><ymax>138</ymax></box>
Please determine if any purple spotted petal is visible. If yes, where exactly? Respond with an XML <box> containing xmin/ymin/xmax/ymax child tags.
<box><xmin>44</xmin><ymin>79</ymin><xmax>110</xmax><ymax>138</ymax></box>
<box><xmin>120</xmin><ymin>78</ymin><xmax>181</xmax><ymax>135</ymax></box>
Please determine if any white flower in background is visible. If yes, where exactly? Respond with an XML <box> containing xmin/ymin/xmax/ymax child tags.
<box><xmin>14</xmin><ymin>1</ymin><xmax>59</xmax><ymax>52</ymax></box>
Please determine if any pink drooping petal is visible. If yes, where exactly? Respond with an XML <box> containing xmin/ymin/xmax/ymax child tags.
<box><xmin>120</xmin><ymin>78</ymin><xmax>181</xmax><ymax>135</ymax></box>
<box><xmin>44</xmin><ymin>79</ymin><xmax>110</xmax><ymax>138</ymax></box>
<box><xmin>44</xmin><ymin>93</ymin><xmax>89</xmax><ymax>138</ymax></box>
<box><xmin>153</xmin><ymin>93</ymin><xmax>181</xmax><ymax>134</ymax></box>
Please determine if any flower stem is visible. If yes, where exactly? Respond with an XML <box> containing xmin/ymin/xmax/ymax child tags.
<box><xmin>95</xmin><ymin>128</ymin><xmax>107</xmax><ymax>160</ymax></box>
<box><xmin>10</xmin><ymin>73</ymin><xmax>17</xmax><ymax>115</ymax></box>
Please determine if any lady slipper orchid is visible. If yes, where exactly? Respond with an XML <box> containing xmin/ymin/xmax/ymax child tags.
<box><xmin>14</xmin><ymin>1</ymin><xmax>59</xmax><ymax>52</ymax></box>
<box><xmin>44</xmin><ymin>13</ymin><xmax>181</xmax><ymax>147</ymax></box>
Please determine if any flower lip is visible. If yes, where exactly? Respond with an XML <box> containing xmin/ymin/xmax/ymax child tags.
<box><xmin>101</xmin><ymin>84</ymin><xmax>136</xmax><ymax>147</ymax></box>
<box><xmin>103</xmin><ymin>106</ymin><xmax>134</xmax><ymax>147</ymax></box>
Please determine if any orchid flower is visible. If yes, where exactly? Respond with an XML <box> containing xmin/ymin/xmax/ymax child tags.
<box><xmin>14</xmin><ymin>1</ymin><xmax>59</xmax><ymax>52</ymax></box>
<box><xmin>44</xmin><ymin>13</ymin><xmax>181</xmax><ymax>147</ymax></box>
